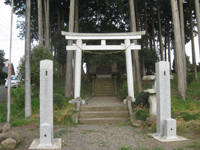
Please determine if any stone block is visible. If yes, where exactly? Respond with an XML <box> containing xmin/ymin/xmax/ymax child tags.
<box><xmin>156</xmin><ymin>61</ymin><xmax>171</xmax><ymax>137</ymax></box>
<box><xmin>39</xmin><ymin>123</ymin><xmax>53</xmax><ymax>147</ymax></box>
<box><xmin>144</xmin><ymin>89</ymin><xmax>156</xmax><ymax>116</ymax></box>
<box><xmin>163</xmin><ymin>119</ymin><xmax>178</xmax><ymax>139</ymax></box>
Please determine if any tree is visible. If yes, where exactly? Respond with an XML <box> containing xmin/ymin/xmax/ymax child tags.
<box><xmin>190</xmin><ymin>0</ymin><xmax>198</xmax><ymax>80</ymax></box>
<box><xmin>157</xmin><ymin>0</ymin><xmax>164</xmax><ymax>61</ymax></box>
<box><xmin>170</xmin><ymin>0</ymin><xmax>186</xmax><ymax>99</ymax></box>
<box><xmin>129</xmin><ymin>0</ymin><xmax>142</xmax><ymax>92</ymax></box>
<box><xmin>44</xmin><ymin>0</ymin><xmax>50</xmax><ymax>51</ymax></box>
<box><xmin>179</xmin><ymin>0</ymin><xmax>187</xmax><ymax>89</ymax></box>
<box><xmin>38</xmin><ymin>0</ymin><xmax>43</xmax><ymax>46</ymax></box>
<box><xmin>0</xmin><ymin>50</ymin><xmax>5</xmax><ymax>71</ymax></box>
<box><xmin>65</xmin><ymin>0</ymin><xmax>75</xmax><ymax>98</ymax></box>
<box><xmin>195</xmin><ymin>0</ymin><xmax>200</xmax><ymax>56</ymax></box>
<box><xmin>18</xmin><ymin>46</ymin><xmax>53</xmax><ymax>86</ymax></box>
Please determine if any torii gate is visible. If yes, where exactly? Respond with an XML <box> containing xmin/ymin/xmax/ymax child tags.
<box><xmin>61</xmin><ymin>31</ymin><xmax>145</xmax><ymax>101</ymax></box>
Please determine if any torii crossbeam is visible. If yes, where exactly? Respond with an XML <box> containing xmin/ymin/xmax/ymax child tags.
<box><xmin>61</xmin><ymin>31</ymin><xmax>145</xmax><ymax>101</ymax></box>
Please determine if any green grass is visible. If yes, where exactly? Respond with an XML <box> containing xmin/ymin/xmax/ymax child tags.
<box><xmin>118</xmin><ymin>145</ymin><xmax>132</xmax><ymax>150</ymax></box>
<box><xmin>186</xmin><ymin>141</ymin><xmax>200</xmax><ymax>149</ymax></box>
<box><xmin>11</xmin><ymin>118</ymin><xmax>37</xmax><ymax>127</ymax></box>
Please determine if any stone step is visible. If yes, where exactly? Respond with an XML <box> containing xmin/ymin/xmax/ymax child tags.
<box><xmin>95</xmin><ymin>91</ymin><xmax>115</xmax><ymax>95</ymax></box>
<box><xmin>95</xmin><ymin>93</ymin><xmax>115</xmax><ymax>96</ymax></box>
<box><xmin>79</xmin><ymin>117</ymin><xmax>129</xmax><ymax>124</ymax></box>
<box><xmin>80</xmin><ymin>105</ymin><xmax>128</xmax><ymax>112</ymax></box>
<box><xmin>79</xmin><ymin>111</ymin><xmax>129</xmax><ymax>118</ymax></box>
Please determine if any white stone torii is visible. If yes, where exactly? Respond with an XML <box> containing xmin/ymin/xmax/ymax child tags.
<box><xmin>61</xmin><ymin>31</ymin><xmax>145</xmax><ymax>101</ymax></box>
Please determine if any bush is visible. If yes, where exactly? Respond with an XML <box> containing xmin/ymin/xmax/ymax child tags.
<box><xmin>118</xmin><ymin>80</ymin><xmax>128</xmax><ymax>99</ymax></box>
<box><xmin>135</xmin><ymin>92</ymin><xmax>149</xmax><ymax>108</ymax></box>
<box><xmin>11</xmin><ymin>85</ymin><xmax>25</xmax><ymax>110</ymax></box>
<box><xmin>53</xmin><ymin>93</ymin><xmax>65</xmax><ymax>109</ymax></box>
<box><xmin>135</xmin><ymin>110</ymin><xmax>149</xmax><ymax>121</ymax></box>
<box><xmin>187</xmin><ymin>73</ymin><xmax>194</xmax><ymax>84</ymax></box>
<box><xmin>180</xmin><ymin>112</ymin><xmax>200</xmax><ymax>121</ymax></box>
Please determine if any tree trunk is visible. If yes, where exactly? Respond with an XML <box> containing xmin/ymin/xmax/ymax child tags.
<box><xmin>167</xmin><ymin>18</ymin><xmax>172</xmax><ymax>75</ymax></box>
<box><xmin>195</xmin><ymin>0</ymin><xmax>200</xmax><ymax>56</ymax></box>
<box><xmin>179</xmin><ymin>0</ymin><xmax>187</xmax><ymax>89</ymax></box>
<box><xmin>171</xmin><ymin>0</ymin><xmax>186</xmax><ymax>99</ymax></box>
<box><xmin>64</xmin><ymin>0</ymin><xmax>75</xmax><ymax>97</ymax></box>
<box><xmin>58</xmin><ymin>10</ymin><xmax>61</xmax><ymax>31</ymax></box>
<box><xmin>151</xmin><ymin>1</ymin><xmax>156</xmax><ymax>51</ymax></box>
<box><xmin>38</xmin><ymin>0</ymin><xmax>43</xmax><ymax>46</ymax></box>
<box><xmin>157</xmin><ymin>0</ymin><xmax>164</xmax><ymax>60</ymax></box>
<box><xmin>129</xmin><ymin>0</ymin><xmax>142</xmax><ymax>92</ymax></box>
<box><xmin>44</xmin><ymin>0</ymin><xmax>50</xmax><ymax>51</ymax></box>
<box><xmin>190</xmin><ymin>5</ymin><xmax>198</xmax><ymax>81</ymax></box>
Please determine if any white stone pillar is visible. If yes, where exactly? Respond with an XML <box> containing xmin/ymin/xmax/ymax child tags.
<box><xmin>39</xmin><ymin>60</ymin><xmax>54</xmax><ymax>146</ymax></box>
<box><xmin>156</xmin><ymin>61</ymin><xmax>171</xmax><ymax>137</ymax></box>
<box><xmin>74</xmin><ymin>39</ymin><xmax>82</xmax><ymax>99</ymax></box>
<box><xmin>125</xmin><ymin>39</ymin><xmax>135</xmax><ymax>101</ymax></box>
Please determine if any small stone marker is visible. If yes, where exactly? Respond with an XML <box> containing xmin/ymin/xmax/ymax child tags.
<box><xmin>39</xmin><ymin>60</ymin><xmax>54</xmax><ymax>146</ymax></box>
<box><xmin>151</xmin><ymin>61</ymin><xmax>187</xmax><ymax>142</ymax></box>
<box><xmin>163</xmin><ymin>118</ymin><xmax>177</xmax><ymax>139</ymax></box>
<box><xmin>29</xmin><ymin>60</ymin><xmax>61</xmax><ymax>149</ymax></box>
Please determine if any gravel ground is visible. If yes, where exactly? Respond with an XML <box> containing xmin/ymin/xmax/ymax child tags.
<box><xmin>11</xmin><ymin>122</ymin><xmax>194</xmax><ymax>150</ymax></box>
<box><xmin>11</xmin><ymin>96</ymin><xmax>197</xmax><ymax>150</ymax></box>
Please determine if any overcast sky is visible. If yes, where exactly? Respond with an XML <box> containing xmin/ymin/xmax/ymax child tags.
<box><xmin>0</xmin><ymin>1</ymin><xmax>25</xmax><ymax>74</ymax></box>
<box><xmin>0</xmin><ymin>1</ymin><xmax>200</xmax><ymax>75</ymax></box>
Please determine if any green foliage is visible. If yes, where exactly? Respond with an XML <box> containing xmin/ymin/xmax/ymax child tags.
<box><xmin>0</xmin><ymin>50</ymin><xmax>5</xmax><ymax>70</ymax></box>
<box><xmin>11</xmin><ymin>85</ymin><xmax>25</xmax><ymax>110</ymax></box>
<box><xmin>31</xmin><ymin>97</ymin><xmax>40</xmax><ymax>112</ymax></box>
<box><xmin>17</xmin><ymin>45</ymin><xmax>54</xmax><ymax>86</ymax></box>
<box><xmin>0</xmin><ymin>71</ymin><xmax>7</xmax><ymax>84</ymax></box>
<box><xmin>139</xmin><ymin>48</ymin><xmax>159</xmax><ymax>75</ymax></box>
<box><xmin>11</xmin><ymin>118</ymin><xmax>34</xmax><ymax>127</ymax></box>
<box><xmin>135</xmin><ymin>110</ymin><xmax>149</xmax><ymax>121</ymax></box>
<box><xmin>118</xmin><ymin>145</ymin><xmax>132</xmax><ymax>150</ymax></box>
<box><xmin>171</xmin><ymin>95</ymin><xmax>200</xmax><ymax>113</ymax></box>
<box><xmin>186</xmin><ymin>72</ymin><xmax>194</xmax><ymax>84</ymax></box>
<box><xmin>186</xmin><ymin>141</ymin><xmax>200</xmax><ymax>149</ymax></box>
<box><xmin>118</xmin><ymin>80</ymin><xmax>128</xmax><ymax>99</ymax></box>
<box><xmin>179</xmin><ymin>112</ymin><xmax>200</xmax><ymax>121</ymax></box>
<box><xmin>135</xmin><ymin>92</ymin><xmax>149</xmax><ymax>108</ymax></box>
<box><xmin>0</xmin><ymin>100</ymin><xmax>7</xmax><ymax>122</ymax></box>
<box><xmin>53</xmin><ymin>93</ymin><xmax>65</xmax><ymax>109</ymax></box>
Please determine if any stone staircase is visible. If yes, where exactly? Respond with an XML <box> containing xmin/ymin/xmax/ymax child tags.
<box><xmin>79</xmin><ymin>100</ymin><xmax>129</xmax><ymax>124</ymax></box>
<box><xmin>94</xmin><ymin>79</ymin><xmax>115</xmax><ymax>96</ymax></box>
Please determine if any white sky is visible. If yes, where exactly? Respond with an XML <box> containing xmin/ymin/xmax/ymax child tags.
<box><xmin>0</xmin><ymin>1</ymin><xmax>200</xmax><ymax>75</ymax></box>
<box><xmin>0</xmin><ymin>1</ymin><xmax>25</xmax><ymax>73</ymax></box>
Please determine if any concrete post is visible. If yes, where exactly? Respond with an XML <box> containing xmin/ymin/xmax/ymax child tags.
<box><xmin>39</xmin><ymin>60</ymin><xmax>54</xmax><ymax>146</ymax></box>
<box><xmin>156</xmin><ymin>61</ymin><xmax>171</xmax><ymax>137</ymax></box>
<box><xmin>125</xmin><ymin>39</ymin><xmax>135</xmax><ymax>101</ymax></box>
<box><xmin>74</xmin><ymin>39</ymin><xmax>82</xmax><ymax>99</ymax></box>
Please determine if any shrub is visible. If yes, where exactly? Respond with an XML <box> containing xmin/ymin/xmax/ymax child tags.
<box><xmin>187</xmin><ymin>73</ymin><xmax>194</xmax><ymax>84</ymax></box>
<box><xmin>135</xmin><ymin>110</ymin><xmax>149</xmax><ymax>121</ymax></box>
<box><xmin>11</xmin><ymin>85</ymin><xmax>25</xmax><ymax>109</ymax></box>
<box><xmin>180</xmin><ymin>112</ymin><xmax>200</xmax><ymax>121</ymax></box>
<box><xmin>53</xmin><ymin>93</ymin><xmax>65</xmax><ymax>109</ymax></box>
<box><xmin>135</xmin><ymin>92</ymin><xmax>149</xmax><ymax>108</ymax></box>
<box><xmin>118</xmin><ymin>80</ymin><xmax>128</xmax><ymax>99</ymax></box>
